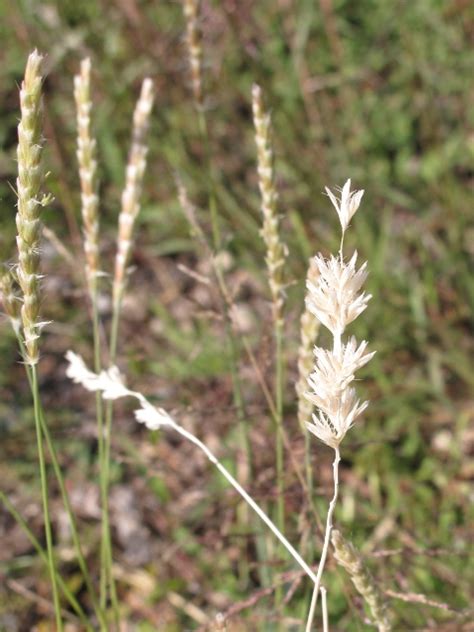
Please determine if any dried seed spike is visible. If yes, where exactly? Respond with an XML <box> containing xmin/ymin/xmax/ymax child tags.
<box><xmin>252</xmin><ymin>84</ymin><xmax>287</xmax><ymax>325</ymax></box>
<box><xmin>74</xmin><ymin>57</ymin><xmax>100</xmax><ymax>294</ymax></box>
<box><xmin>296</xmin><ymin>258</ymin><xmax>320</xmax><ymax>430</ymax></box>
<box><xmin>15</xmin><ymin>50</ymin><xmax>49</xmax><ymax>365</ymax></box>
<box><xmin>332</xmin><ymin>530</ymin><xmax>393</xmax><ymax>632</ymax></box>
<box><xmin>113</xmin><ymin>77</ymin><xmax>154</xmax><ymax>309</ymax></box>
<box><xmin>183</xmin><ymin>0</ymin><xmax>203</xmax><ymax>109</ymax></box>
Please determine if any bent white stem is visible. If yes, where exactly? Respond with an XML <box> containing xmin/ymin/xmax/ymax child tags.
<box><xmin>321</xmin><ymin>586</ymin><xmax>329</xmax><ymax>632</ymax></box>
<box><xmin>164</xmin><ymin>414</ymin><xmax>317</xmax><ymax>583</ymax></box>
<box><xmin>312</xmin><ymin>448</ymin><xmax>341</xmax><ymax>612</ymax></box>
<box><xmin>65</xmin><ymin>352</ymin><xmax>317</xmax><ymax>584</ymax></box>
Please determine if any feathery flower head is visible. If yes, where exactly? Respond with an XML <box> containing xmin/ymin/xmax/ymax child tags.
<box><xmin>306</xmin><ymin>392</ymin><xmax>368</xmax><ymax>449</ymax></box>
<box><xmin>306</xmin><ymin>251</ymin><xmax>371</xmax><ymax>339</ymax></box>
<box><xmin>303</xmin><ymin>179</ymin><xmax>373</xmax><ymax>449</ymax></box>
<box><xmin>325</xmin><ymin>179</ymin><xmax>364</xmax><ymax>234</ymax></box>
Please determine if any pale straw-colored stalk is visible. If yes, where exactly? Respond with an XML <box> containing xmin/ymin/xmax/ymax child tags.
<box><xmin>304</xmin><ymin>179</ymin><xmax>374</xmax><ymax>624</ymax></box>
<box><xmin>332</xmin><ymin>530</ymin><xmax>393</xmax><ymax>632</ymax></box>
<box><xmin>14</xmin><ymin>50</ymin><xmax>63</xmax><ymax>631</ymax></box>
<box><xmin>320</xmin><ymin>586</ymin><xmax>329</xmax><ymax>632</ymax></box>
<box><xmin>252</xmin><ymin>84</ymin><xmax>288</xmax><ymax>553</ymax></box>
<box><xmin>65</xmin><ymin>351</ymin><xmax>318</xmax><ymax>586</ymax></box>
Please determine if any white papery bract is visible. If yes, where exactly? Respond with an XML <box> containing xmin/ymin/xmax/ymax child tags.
<box><xmin>325</xmin><ymin>179</ymin><xmax>364</xmax><ymax>233</ymax></box>
<box><xmin>310</xmin><ymin>338</ymin><xmax>375</xmax><ymax>395</ymax></box>
<box><xmin>306</xmin><ymin>251</ymin><xmax>371</xmax><ymax>338</ymax></box>
<box><xmin>135</xmin><ymin>404</ymin><xmax>172</xmax><ymax>430</ymax></box>
<box><xmin>66</xmin><ymin>350</ymin><xmax>100</xmax><ymax>390</ymax></box>
<box><xmin>305</xmin><ymin>338</ymin><xmax>374</xmax><ymax>447</ymax></box>
<box><xmin>66</xmin><ymin>350</ymin><xmax>130</xmax><ymax>400</ymax></box>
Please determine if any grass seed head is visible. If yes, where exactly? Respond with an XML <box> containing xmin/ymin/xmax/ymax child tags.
<box><xmin>113</xmin><ymin>77</ymin><xmax>154</xmax><ymax>308</ymax></box>
<box><xmin>183</xmin><ymin>0</ymin><xmax>203</xmax><ymax>108</ymax></box>
<box><xmin>332</xmin><ymin>530</ymin><xmax>393</xmax><ymax>632</ymax></box>
<box><xmin>74</xmin><ymin>57</ymin><xmax>100</xmax><ymax>294</ymax></box>
<box><xmin>15</xmin><ymin>51</ymin><xmax>51</xmax><ymax>365</ymax></box>
<box><xmin>252</xmin><ymin>84</ymin><xmax>287</xmax><ymax>325</ymax></box>
<box><xmin>304</xmin><ymin>181</ymin><xmax>373</xmax><ymax>448</ymax></box>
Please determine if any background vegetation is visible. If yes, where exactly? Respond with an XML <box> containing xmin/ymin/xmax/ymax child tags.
<box><xmin>0</xmin><ymin>0</ymin><xmax>472</xmax><ymax>629</ymax></box>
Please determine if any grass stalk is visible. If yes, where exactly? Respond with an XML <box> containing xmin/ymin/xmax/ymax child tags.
<box><xmin>274</xmin><ymin>318</ymin><xmax>285</xmax><ymax>534</ymax></box>
<box><xmin>31</xmin><ymin>365</ymin><xmax>63</xmax><ymax>631</ymax></box>
<box><xmin>311</xmin><ymin>447</ymin><xmax>340</xmax><ymax>616</ymax></box>
<box><xmin>22</xmin><ymin>315</ymin><xmax>107</xmax><ymax>628</ymax></box>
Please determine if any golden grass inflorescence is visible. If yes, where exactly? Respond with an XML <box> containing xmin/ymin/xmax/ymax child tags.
<box><xmin>252</xmin><ymin>83</ymin><xmax>287</xmax><ymax>327</ymax></box>
<box><xmin>15</xmin><ymin>50</ymin><xmax>52</xmax><ymax>366</ymax></box>
<box><xmin>112</xmin><ymin>78</ymin><xmax>154</xmax><ymax>311</ymax></box>
<box><xmin>332</xmin><ymin>530</ymin><xmax>393</xmax><ymax>632</ymax></box>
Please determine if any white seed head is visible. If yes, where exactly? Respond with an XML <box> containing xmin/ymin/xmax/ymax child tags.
<box><xmin>303</xmin><ymin>179</ymin><xmax>373</xmax><ymax>448</ymax></box>
<box><xmin>325</xmin><ymin>179</ymin><xmax>364</xmax><ymax>233</ymax></box>
<box><xmin>306</xmin><ymin>394</ymin><xmax>368</xmax><ymax>449</ymax></box>
<box><xmin>306</xmin><ymin>251</ymin><xmax>371</xmax><ymax>338</ymax></box>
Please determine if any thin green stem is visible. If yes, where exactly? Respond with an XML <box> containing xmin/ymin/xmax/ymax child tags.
<box><xmin>274</xmin><ymin>318</ymin><xmax>285</xmax><ymax>534</ymax></box>
<box><xmin>90</xmin><ymin>291</ymin><xmax>108</xmax><ymax>611</ymax></box>
<box><xmin>101</xmin><ymin>298</ymin><xmax>121</xmax><ymax>628</ymax></box>
<box><xmin>16</xmin><ymin>334</ymin><xmax>106</xmax><ymax>629</ymax></box>
<box><xmin>274</xmin><ymin>317</ymin><xmax>285</xmax><ymax>618</ymax></box>
<box><xmin>0</xmin><ymin>492</ymin><xmax>92</xmax><ymax>631</ymax></box>
<box><xmin>31</xmin><ymin>365</ymin><xmax>63</xmax><ymax>631</ymax></box>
